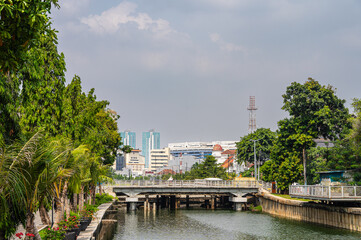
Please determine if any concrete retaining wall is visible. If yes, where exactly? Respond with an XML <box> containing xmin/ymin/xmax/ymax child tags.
<box><xmin>258</xmin><ymin>191</ymin><xmax>361</xmax><ymax>232</ymax></box>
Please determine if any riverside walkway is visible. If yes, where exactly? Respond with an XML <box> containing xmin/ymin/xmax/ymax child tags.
<box><xmin>289</xmin><ymin>185</ymin><xmax>361</xmax><ymax>202</ymax></box>
<box><xmin>110</xmin><ymin>180</ymin><xmax>261</xmax><ymax>211</ymax></box>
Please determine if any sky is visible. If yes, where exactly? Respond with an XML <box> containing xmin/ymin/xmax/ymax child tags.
<box><xmin>51</xmin><ymin>0</ymin><xmax>361</xmax><ymax>148</ymax></box>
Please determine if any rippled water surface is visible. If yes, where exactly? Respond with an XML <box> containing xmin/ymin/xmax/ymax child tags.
<box><xmin>113</xmin><ymin>209</ymin><xmax>361</xmax><ymax>240</ymax></box>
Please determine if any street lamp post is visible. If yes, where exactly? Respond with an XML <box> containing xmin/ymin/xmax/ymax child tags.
<box><xmin>250</xmin><ymin>139</ymin><xmax>261</xmax><ymax>181</ymax></box>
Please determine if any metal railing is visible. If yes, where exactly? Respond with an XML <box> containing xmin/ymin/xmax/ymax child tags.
<box><xmin>106</xmin><ymin>180</ymin><xmax>260</xmax><ymax>188</ymax></box>
<box><xmin>289</xmin><ymin>185</ymin><xmax>361</xmax><ymax>199</ymax></box>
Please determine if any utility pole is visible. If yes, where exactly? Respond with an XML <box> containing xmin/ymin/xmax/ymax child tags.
<box><xmin>250</xmin><ymin>139</ymin><xmax>260</xmax><ymax>181</ymax></box>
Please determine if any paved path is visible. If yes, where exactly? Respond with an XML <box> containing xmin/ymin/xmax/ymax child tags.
<box><xmin>14</xmin><ymin>211</ymin><xmax>57</xmax><ymax>236</ymax></box>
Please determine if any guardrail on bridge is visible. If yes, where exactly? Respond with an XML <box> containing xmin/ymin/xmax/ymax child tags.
<box><xmin>107</xmin><ymin>180</ymin><xmax>261</xmax><ymax>188</ymax></box>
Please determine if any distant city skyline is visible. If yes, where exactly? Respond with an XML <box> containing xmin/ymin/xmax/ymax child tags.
<box><xmin>51</xmin><ymin>1</ymin><xmax>361</xmax><ymax>147</ymax></box>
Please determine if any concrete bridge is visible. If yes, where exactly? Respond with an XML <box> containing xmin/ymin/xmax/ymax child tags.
<box><xmin>110</xmin><ymin>180</ymin><xmax>261</xmax><ymax>211</ymax></box>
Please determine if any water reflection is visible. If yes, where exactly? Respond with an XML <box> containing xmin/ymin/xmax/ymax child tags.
<box><xmin>114</xmin><ymin>209</ymin><xmax>361</xmax><ymax>240</ymax></box>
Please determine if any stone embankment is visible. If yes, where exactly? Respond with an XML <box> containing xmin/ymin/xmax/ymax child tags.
<box><xmin>77</xmin><ymin>201</ymin><xmax>117</xmax><ymax>240</ymax></box>
<box><xmin>258</xmin><ymin>190</ymin><xmax>361</xmax><ymax>232</ymax></box>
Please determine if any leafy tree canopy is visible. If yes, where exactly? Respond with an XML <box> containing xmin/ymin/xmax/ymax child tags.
<box><xmin>0</xmin><ymin>0</ymin><xmax>59</xmax><ymax>72</ymax></box>
<box><xmin>236</xmin><ymin>128</ymin><xmax>276</xmax><ymax>164</ymax></box>
<box><xmin>282</xmin><ymin>78</ymin><xmax>350</xmax><ymax>140</ymax></box>
<box><xmin>19</xmin><ymin>28</ymin><xmax>66</xmax><ymax>137</ymax></box>
<box><xmin>187</xmin><ymin>155</ymin><xmax>227</xmax><ymax>180</ymax></box>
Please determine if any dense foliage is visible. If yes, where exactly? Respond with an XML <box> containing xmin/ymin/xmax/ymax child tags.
<box><xmin>260</xmin><ymin>79</ymin><xmax>351</xmax><ymax>191</ymax></box>
<box><xmin>0</xmin><ymin>2</ymin><xmax>121</xmax><ymax>239</ymax></box>
<box><xmin>236</xmin><ymin>128</ymin><xmax>276</xmax><ymax>164</ymax></box>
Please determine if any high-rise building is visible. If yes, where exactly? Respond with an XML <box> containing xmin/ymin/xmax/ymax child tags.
<box><xmin>120</xmin><ymin>130</ymin><xmax>136</xmax><ymax>149</ymax></box>
<box><xmin>142</xmin><ymin>130</ymin><xmax>160</xmax><ymax>169</ymax></box>
<box><xmin>150</xmin><ymin>147</ymin><xmax>170</xmax><ymax>172</ymax></box>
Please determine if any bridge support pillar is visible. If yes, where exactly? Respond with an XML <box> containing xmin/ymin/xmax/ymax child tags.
<box><xmin>204</xmin><ymin>199</ymin><xmax>210</xmax><ymax>209</ymax></box>
<box><xmin>234</xmin><ymin>202</ymin><xmax>243</xmax><ymax>211</ymax></box>
<box><xmin>170</xmin><ymin>195</ymin><xmax>176</xmax><ymax>210</ymax></box>
<box><xmin>144</xmin><ymin>195</ymin><xmax>149</xmax><ymax>213</ymax></box>
<box><xmin>126</xmin><ymin>197</ymin><xmax>139</xmax><ymax>211</ymax></box>
<box><xmin>211</xmin><ymin>196</ymin><xmax>216</xmax><ymax>210</ymax></box>
<box><xmin>156</xmin><ymin>195</ymin><xmax>160</xmax><ymax>210</ymax></box>
<box><xmin>230</xmin><ymin>196</ymin><xmax>247</xmax><ymax>211</ymax></box>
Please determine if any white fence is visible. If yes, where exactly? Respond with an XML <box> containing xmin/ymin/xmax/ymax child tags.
<box><xmin>106</xmin><ymin>180</ymin><xmax>260</xmax><ymax>188</ymax></box>
<box><xmin>289</xmin><ymin>185</ymin><xmax>361</xmax><ymax>199</ymax></box>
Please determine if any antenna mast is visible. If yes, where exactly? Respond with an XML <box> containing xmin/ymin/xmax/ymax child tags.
<box><xmin>247</xmin><ymin>96</ymin><xmax>257</xmax><ymax>133</ymax></box>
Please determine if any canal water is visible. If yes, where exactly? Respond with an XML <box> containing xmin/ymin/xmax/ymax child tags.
<box><xmin>113</xmin><ymin>209</ymin><xmax>361</xmax><ymax>240</ymax></box>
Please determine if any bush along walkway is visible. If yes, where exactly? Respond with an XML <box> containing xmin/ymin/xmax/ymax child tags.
<box><xmin>37</xmin><ymin>193</ymin><xmax>115</xmax><ymax>240</ymax></box>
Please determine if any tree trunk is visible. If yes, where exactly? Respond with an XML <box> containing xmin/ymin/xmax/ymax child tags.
<box><xmin>303</xmin><ymin>148</ymin><xmax>307</xmax><ymax>185</ymax></box>
<box><xmin>72</xmin><ymin>193</ymin><xmax>78</xmax><ymax>212</ymax></box>
<box><xmin>39</xmin><ymin>202</ymin><xmax>51</xmax><ymax>225</ymax></box>
<box><xmin>65</xmin><ymin>196</ymin><xmax>70</xmax><ymax>219</ymax></box>
<box><xmin>54</xmin><ymin>182</ymin><xmax>68</xmax><ymax>226</ymax></box>
<box><xmin>54</xmin><ymin>196</ymin><xmax>64</xmax><ymax>226</ymax></box>
<box><xmin>79</xmin><ymin>188</ymin><xmax>84</xmax><ymax>211</ymax></box>
<box><xmin>25</xmin><ymin>212</ymin><xmax>41</xmax><ymax>240</ymax></box>
<box><xmin>92</xmin><ymin>186</ymin><xmax>96</xmax><ymax>205</ymax></box>
<box><xmin>99</xmin><ymin>183</ymin><xmax>103</xmax><ymax>195</ymax></box>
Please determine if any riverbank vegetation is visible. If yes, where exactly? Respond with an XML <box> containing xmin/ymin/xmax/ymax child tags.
<box><xmin>0</xmin><ymin>2</ymin><xmax>122</xmax><ymax>239</ymax></box>
<box><xmin>237</xmin><ymin>79</ymin><xmax>361</xmax><ymax>193</ymax></box>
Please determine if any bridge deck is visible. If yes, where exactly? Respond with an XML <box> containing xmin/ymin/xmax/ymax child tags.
<box><xmin>289</xmin><ymin>185</ymin><xmax>361</xmax><ymax>202</ymax></box>
<box><xmin>110</xmin><ymin>180</ymin><xmax>261</xmax><ymax>197</ymax></box>
<box><xmin>111</xmin><ymin>180</ymin><xmax>259</xmax><ymax>188</ymax></box>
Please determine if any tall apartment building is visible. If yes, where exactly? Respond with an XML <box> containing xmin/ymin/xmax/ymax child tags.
<box><xmin>150</xmin><ymin>147</ymin><xmax>170</xmax><ymax>172</ymax></box>
<box><xmin>120</xmin><ymin>130</ymin><xmax>136</xmax><ymax>149</ymax></box>
<box><xmin>142</xmin><ymin>130</ymin><xmax>160</xmax><ymax>169</ymax></box>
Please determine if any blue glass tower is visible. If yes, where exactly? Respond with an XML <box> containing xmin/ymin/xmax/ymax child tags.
<box><xmin>120</xmin><ymin>131</ymin><xmax>136</xmax><ymax>149</ymax></box>
<box><xmin>142</xmin><ymin>130</ymin><xmax>160</xmax><ymax>168</ymax></box>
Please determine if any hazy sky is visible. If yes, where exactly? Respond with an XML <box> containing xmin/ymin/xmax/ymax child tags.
<box><xmin>51</xmin><ymin>0</ymin><xmax>361</xmax><ymax>148</ymax></box>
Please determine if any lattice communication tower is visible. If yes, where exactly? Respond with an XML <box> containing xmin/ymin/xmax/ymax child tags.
<box><xmin>247</xmin><ymin>96</ymin><xmax>257</xmax><ymax>133</ymax></box>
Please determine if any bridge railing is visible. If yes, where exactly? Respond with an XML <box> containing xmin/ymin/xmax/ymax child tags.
<box><xmin>289</xmin><ymin>185</ymin><xmax>361</xmax><ymax>199</ymax></box>
<box><xmin>108</xmin><ymin>180</ymin><xmax>259</xmax><ymax>188</ymax></box>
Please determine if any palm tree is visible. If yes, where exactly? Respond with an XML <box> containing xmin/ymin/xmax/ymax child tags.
<box><xmin>0</xmin><ymin>139</ymin><xmax>27</xmax><ymax>239</ymax></box>
<box><xmin>14</xmin><ymin>133</ymin><xmax>72</xmax><ymax>240</ymax></box>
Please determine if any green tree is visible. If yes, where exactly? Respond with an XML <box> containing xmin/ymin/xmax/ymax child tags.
<box><xmin>188</xmin><ymin>155</ymin><xmax>227</xmax><ymax>179</ymax></box>
<box><xmin>306</xmin><ymin>147</ymin><xmax>328</xmax><ymax>185</ymax></box>
<box><xmin>0</xmin><ymin>72</ymin><xmax>21</xmax><ymax>143</ymax></box>
<box><xmin>236</xmin><ymin>128</ymin><xmax>276</xmax><ymax>164</ymax></box>
<box><xmin>276</xmin><ymin>155</ymin><xmax>303</xmax><ymax>192</ymax></box>
<box><xmin>0</xmin><ymin>0</ymin><xmax>59</xmax><ymax>72</ymax></box>
<box><xmin>19</xmin><ymin>29</ymin><xmax>66</xmax><ymax>137</ymax></box>
<box><xmin>62</xmin><ymin>76</ymin><xmax>121</xmax><ymax>165</ymax></box>
<box><xmin>280</xmin><ymin>78</ymin><xmax>350</xmax><ymax>184</ymax></box>
<box><xmin>260</xmin><ymin>160</ymin><xmax>273</xmax><ymax>182</ymax></box>
<box><xmin>0</xmin><ymin>137</ymin><xmax>26</xmax><ymax>239</ymax></box>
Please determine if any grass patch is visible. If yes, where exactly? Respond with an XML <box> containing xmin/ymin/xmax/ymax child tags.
<box><xmin>272</xmin><ymin>193</ymin><xmax>313</xmax><ymax>202</ymax></box>
<box><xmin>249</xmin><ymin>204</ymin><xmax>262</xmax><ymax>212</ymax></box>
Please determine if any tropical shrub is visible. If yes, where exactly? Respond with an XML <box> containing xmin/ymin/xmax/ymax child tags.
<box><xmin>41</xmin><ymin>227</ymin><xmax>65</xmax><ymax>240</ymax></box>
<box><xmin>95</xmin><ymin>193</ymin><xmax>113</xmax><ymax>206</ymax></box>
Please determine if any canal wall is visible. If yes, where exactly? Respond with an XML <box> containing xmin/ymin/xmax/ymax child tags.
<box><xmin>77</xmin><ymin>201</ymin><xmax>117</xmax><ymax>240</ymax></box>
<box><xmin>258</xmin><ymin>190</ymin><xmax>361</xmax><ymax>232</ymax></box>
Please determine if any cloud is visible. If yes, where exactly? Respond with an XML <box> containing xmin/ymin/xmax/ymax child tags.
<box><xmin>81</xmin><ymin>1</ymin><xmax>174</xmax><ymax>37</ymax></box>
<box><xmin>210</xmin><ymin>33</ymin><xmax>245</xmax><ymax>52</ymax></box>
<box><xmin>60</xmin><ymin>0</ymin><xmax>90</xmax><ymax>15</ymax></box>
